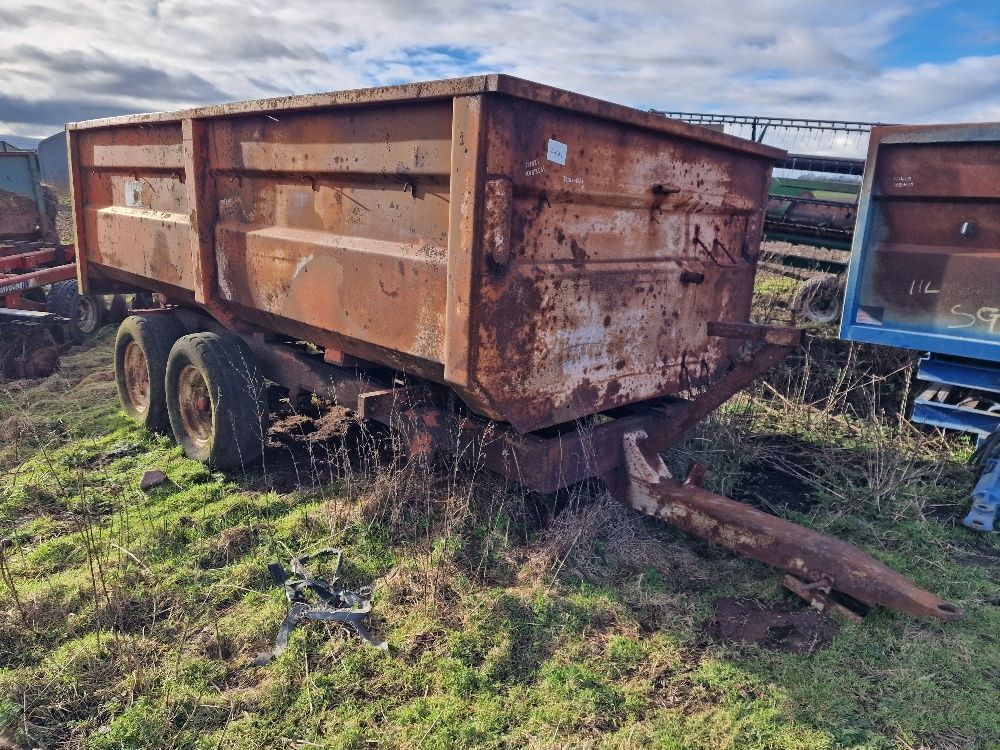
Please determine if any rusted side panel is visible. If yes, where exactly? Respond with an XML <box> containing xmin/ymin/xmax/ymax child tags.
<box><xmin>469</xmin><ymin>96</ymin><xmax>772</xmax><ymax>430</ymax></box>
<box><xmin>874</xmin><ymin>139</ymin><xmax>1000</xmax><ymax>198</ymax></box>
<box><xmin>841</xmin><ymin>123</ymin><xmax>1000</xmax><ymax>360</ymax></box>
<box><xmin>443</xmin><ymin>96</ymin><xmax>486</xmax><ymax>391</ymax></box>
<box><xmin>206</xmin><ymin>100</ymin><xmax>453</xmax><ymax>369</ymax></box>
<box><xmin>67</xmin><ymin>74</ymin><xmax>782</xmax><ymax>163</ymax></box>
<box><xmin>68</xmin><ymin>129</ymin><xmax>92</xmax><ymax>293</ymax></box>
<box><xmin>73</xmin><ymin>122</ymin><xmax>193</xmax><ymax>294</ymax></box>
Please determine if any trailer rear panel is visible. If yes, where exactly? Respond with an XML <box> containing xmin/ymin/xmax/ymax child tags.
<box><xmin>841</xmin><ymin>123</ymin><xmax>1000</xmax><ymax>362</ymax></box>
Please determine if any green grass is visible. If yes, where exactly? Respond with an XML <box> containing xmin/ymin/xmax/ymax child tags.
<box><xmin>752</xmin><ymin>271</ymin><xmax>800</xmax><ymax>300</ymax></box>
<box><xmin>0</xmin><ymin>325</ymin><xmax>997</xmax><ymax>750</ymax></box>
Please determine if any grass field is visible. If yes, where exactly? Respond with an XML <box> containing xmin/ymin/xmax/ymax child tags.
<box><xmin>0</xmin><ymin>273</ymin><xmax>998</xmax><ymax>749</ymax></box>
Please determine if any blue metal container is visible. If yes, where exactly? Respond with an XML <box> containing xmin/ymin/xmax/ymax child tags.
<box><xmin>840</xmin><ymin>123</ymin><xmax>1000</xmax><ymax>362</ymax></box>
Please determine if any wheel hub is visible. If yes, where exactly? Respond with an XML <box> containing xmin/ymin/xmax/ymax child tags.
<box><xmin>177</xmin><ymin>364</ymin><xmax>213</xmax><ymax>447</ymax></box>
<box><xmin>122</xmin><ymin>340</ymin><xmax>150</xmax><ymax>413</ymax></box>
<box><xmin>76</xmin><ymin>295</ymin><xmax>101</xmax><ymax>335</ymax></box>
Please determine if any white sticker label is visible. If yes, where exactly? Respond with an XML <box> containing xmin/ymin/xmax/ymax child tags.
<box><xmin>546</xmin><ymin>139</ymin><xmax>567</xmax><ymax>165</ymax></box>
<box><xmin>124</xmin><ymin>179</ymin><xmax>144</xmax><ymax>208</ymax></box>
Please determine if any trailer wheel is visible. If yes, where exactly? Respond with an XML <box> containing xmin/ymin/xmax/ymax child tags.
<box><xmin>48</xmin><ymin>280</ymin><xmax>103</xmax><ymax>342</ymax></box>
<box><xmin>115</xmin><ymin>314</ymin><xmax>188</xmax><ymax>431</ymax></box>
<box><xmin>792</xmin><ymin>275</ymin><xmax>845</xmax><ymax>324</ymax></box>
<box><xmin>165</xmin><ymin>333</ymin><xmax>268</xmax><ymax>469</ymax></box>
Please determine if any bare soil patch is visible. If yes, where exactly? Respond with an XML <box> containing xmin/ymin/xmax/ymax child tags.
<box><xmin>708</xmin><ymin>597</ymin><xmax>839</xmax><ymax>654</ymax></box>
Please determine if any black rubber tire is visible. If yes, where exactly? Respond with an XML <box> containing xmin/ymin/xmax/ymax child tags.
<box><xmin>165</xmin><ymin>333</ymin><xmax>269</xmax><ymax>469</ymax></box>
<box><xmin>114</xmin><ymin>314</ymin><xmax>188</xmax><ymax>431</ymax></box>
<box><xmin>792</xmin><ymin>275</ymin><xmax>846</xmax><ymax>325</ymax></box>
<box><xmin>47</xmin><ymin>280</ymin><xmax>103</xmax><ymax>342</ymax></box>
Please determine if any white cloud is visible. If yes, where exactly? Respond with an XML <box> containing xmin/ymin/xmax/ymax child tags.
<box><xmin>1</xmin><ymin>0</ymin><xmax>997</xmax><ymax>152</ymax></box>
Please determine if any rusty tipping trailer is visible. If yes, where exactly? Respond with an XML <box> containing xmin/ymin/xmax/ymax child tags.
<box><xmin>67</xmin><ymin>74</ymin><xmax>962</xmax><ymax>623</ymax></box>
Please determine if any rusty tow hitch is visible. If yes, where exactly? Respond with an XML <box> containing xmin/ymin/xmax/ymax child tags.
<box><xmin>607</xmin><ymin>430</ymin><xmax>965</xmax><ymax>623</ymax></box>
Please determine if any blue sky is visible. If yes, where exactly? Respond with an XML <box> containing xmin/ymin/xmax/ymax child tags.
<box><xmin>885</xmin><ymin>0</ymin><xmax>1000</xmax><ymax>65</ymax></box>
<box><xmin>2</xmin><ymin>0</ymin><xmax>999</xmax><ymax>153</ymax></box>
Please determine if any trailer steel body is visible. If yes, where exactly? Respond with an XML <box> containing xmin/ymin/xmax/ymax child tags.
<box><xmin>69</xmin><ymin>75</ymin><xmax>963</xmax><ymax>621</ymax></box>
<box><xmin>841</xmin><ymin>123</ymin><xmax>1000</xmax><ymax>360</ymax></box>
<box><xmin>0</xmin><ymin>150</ymin><xmax>73</xmax><ymax>305</ymax></box>
<box><xmin>0</xmin><ymin>151</ymin><xmax>53</xmax><ymax>241</ymax></box>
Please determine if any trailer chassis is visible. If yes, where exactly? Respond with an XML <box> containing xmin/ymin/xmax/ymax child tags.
<box><xmin>157</xmin><ymin>307</ymin><xmax>963</xmax><ymax>623</ymax></box>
